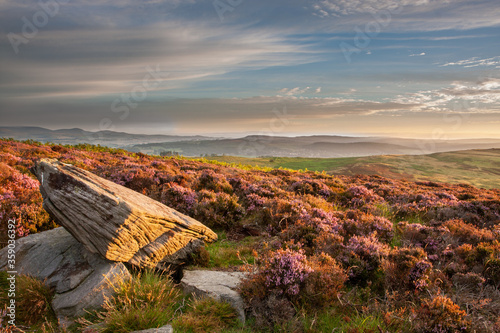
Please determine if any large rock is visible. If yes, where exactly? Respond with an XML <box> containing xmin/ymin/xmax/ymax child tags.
<box><xmin>181</xmin><ymin>270</ymin><xmax>247</xmax><ymax>322</ymax></box>
<box><xmin>0</xmin><ymin>227</ymin><xmax>131</xmax><ymax>321</ymax></box>
<box><xmin>31</xmin><ymin>158</ymin><xmax>217</xmax><ymax>270</ymax></box>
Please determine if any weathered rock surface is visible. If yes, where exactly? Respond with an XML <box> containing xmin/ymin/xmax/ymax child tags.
<box><xmin>31</xmin><ymin>158</ymin><xmax>217</xmax><ymax>270</ymax></box>
<box><xmin>181</xmin><ymin>270</ymin><xmax>247</xmax><ymax>322</ymax></box>
<box><xmin>0</xmin><ymin>227</ymin><xmax>130</xmax><ymax>321</ymax></box>
<box><xmin>129</xmin><ymin>325</ymin><xmax>174</xmax><ymax>333</ymax></box>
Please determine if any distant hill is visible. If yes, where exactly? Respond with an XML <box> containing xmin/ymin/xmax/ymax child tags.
<box><xmin>2</xmin><ymin>127</ymin><xmax>499</xmax><ymax>159</ymax></box>
<box><xmin>130</xmin><ymin>135</ymin><xmax>500</xmax><ymax>158</ymax></box>
<box><xmin>0</xmin><ymin>127</ymin><xmax>214</xmax><ymax>148</ymax></box>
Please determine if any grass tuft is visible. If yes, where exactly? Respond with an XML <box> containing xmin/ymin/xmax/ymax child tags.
<box><xmin>0</xmin><ymin>271</ymin><xmax>56</xmax><ymax>327</ymax></box>
<box><xmin>77</xmin><ymin>270</ymin><xmax>184</xmax><ymax>333</ymax></box>
<box><xmin>172</xmin><ymin>297</ymin><xmax>238</xmax><ymax>333</ymax></box>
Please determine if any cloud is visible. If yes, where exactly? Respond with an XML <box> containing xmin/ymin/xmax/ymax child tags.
<box><xmin>278</xmin><ymin>87</ymin><xmax>311</xmax><ymax>96</ymax></box>
<box><xmin>441</xmin><ymin>56</ymin><xmax>500</xmax><ymax>68</ymax></box>
<box><xmin>312</xmin><ymin>0</ymin><xmax>427</xmax><ymax>16</ymax></box>
<box><xmin>0</xmin><ymin>22</ymin><xmax>321</xmax><ymax>101</ymax></box>
<box><xmin>410</xmin><ymin>52</ymin><xmax>426</xmax><ymax>56</ymax></box>
<box><xmin>310</xmin><ymin>0</ymin><xmax>500</xmax><ymax>32</ymax></box>
<box><xmin>0</xmin><ymin>94</ymin><xmax>417</xmax><ymax>130</ymax></box>
<box><xmin>340</xmin><ymin>88</ymin><xmax>357</xmax><ymax>95</ymax></box>
<box><xmin>393</xmin><ymin>78</ymin><xmax>500</xmax><ymax>113</ymax></box>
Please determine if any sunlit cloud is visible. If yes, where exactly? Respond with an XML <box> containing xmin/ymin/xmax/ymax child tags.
<box><xmin>441</xmin><ymin>56</ymin><xmax>500</xmax><ymax>68</ymax></box>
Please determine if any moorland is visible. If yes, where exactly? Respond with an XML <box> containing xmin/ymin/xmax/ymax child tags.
<box><xmin>1</xmin><ymin>138</ymin><xmax>499</xmax><ymax>332</ymax></box>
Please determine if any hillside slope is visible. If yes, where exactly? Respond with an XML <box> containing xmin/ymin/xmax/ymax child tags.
<box><xmin>131</xmin><ymin>135</ymin><xmax>500</xmax><ymax>157</ymax></box>
<box><xmin>205</xmin><ymin>149</ymin><xmax>500</xmax><ymax>189</ymax></box>
<box><xmin>1</xmin><ymin>139</ymin><xmax>500</xmax><ymax>332</ymax></box>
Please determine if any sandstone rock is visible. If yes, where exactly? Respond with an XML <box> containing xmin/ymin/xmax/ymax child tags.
<box><xmin>0</xmin><ymin>227</ymin><xmax>131</xmax><ymax>321</ymax></box>
<box><xmin>31</xmin><ymin>158</ymin><xmax>217</xmax><ymax>270</ymax></box>
<box><xmin>181</xmin><ymin>270</ymin><xmax>247</xmax><ymax>322</ymax></box>
<box><xmin>129</xmin><ymin>324</ymin><xmax>174</xmax><ymax>333</ymax></box>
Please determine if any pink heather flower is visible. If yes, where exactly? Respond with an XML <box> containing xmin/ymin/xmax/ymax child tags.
<box><xmin>12</xmin><ymin>172</ymin><xmax>39</xmax><ymax>190</ymax></box>
<box><xmin>264</xmin><ymin>248</ymin><xmax>313</xmax><ymax>296</ymax></box>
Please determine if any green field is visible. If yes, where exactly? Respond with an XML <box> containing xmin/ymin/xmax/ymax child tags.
<box><xmin>200</xmin><ymin>149</ymin><xmax>500</xmax><ymax>189</ymax></box>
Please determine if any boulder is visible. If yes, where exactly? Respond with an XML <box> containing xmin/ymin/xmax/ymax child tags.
<box><xmin>129</xmin><ymin>325</ymin><xmax>174</xmax><ymax>333</ymax></box>
<box><xmin>31</xmin><ymin>158</ymin><xmax>217</xmax><ymax>270</ymax></box>
<box><xmin>181</xmin><ymin>270</ymin><xmax>247</xmax><ymax>322</ymax></box>
<box><xmin>0</xmin><ymin>227</ymin><xmax>131</xmax><ymax>322</ymax></box>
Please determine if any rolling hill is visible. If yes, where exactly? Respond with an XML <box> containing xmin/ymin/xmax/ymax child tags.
<box><xmin>130</xmin><ymin>135</ymin><xmax>500</xmax><ymax>158</ymax></box>
<box><xmin>201</xmin><ymin>149</ymin><xmax>500</xmax><ymax>189</ymax></box>
<box><xmin>0</xmin><ymin>127</ymin><xmax>214</xmax><ymax>148</ymax></box>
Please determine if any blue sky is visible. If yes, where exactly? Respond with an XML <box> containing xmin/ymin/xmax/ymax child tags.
<box><xmin>0</xmin><ymin>0</ymin><xmax>499</xmax><ymax>138</ymax></box>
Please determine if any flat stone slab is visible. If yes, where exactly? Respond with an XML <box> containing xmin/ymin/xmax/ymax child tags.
<box><xmin>181</xmin><ymin>270</ymin><xmax>247</xmax><ymax>322</ymax></box>
<box><xmin>0</xmin><ymin>227</ymin><xmax>131</xmax><ymax>321</ymax></box>
<box><xmin>129</xmin><ymin>324</ymin><xmax>173</xmax><ymax>333</ymax></box>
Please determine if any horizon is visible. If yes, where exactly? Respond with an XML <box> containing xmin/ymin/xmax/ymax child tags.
<box><xmin>1</xmin><ymin>1</ymin><xmax>499</xmax><ymax>139</ymax></box>
<box><xmin>3</xmin><ymin>125</ymin><xmax>500</xmax><ymax>141</ymax></box>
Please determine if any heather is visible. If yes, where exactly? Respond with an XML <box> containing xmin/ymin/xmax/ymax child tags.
<box><xmin>1</xmin><ymin>139</ymin><xmax>500</xmax><ymax>332</ymax></box>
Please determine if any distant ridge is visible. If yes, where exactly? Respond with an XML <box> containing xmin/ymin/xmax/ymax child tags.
<box><xmin>0</xmin><ymin>127</ymin><xmax>215</xmax><ymax>148</ymax></box>
<box><xmin>129</xmin><ymin>135</ymin><xmax>500</xmax><ymax>158</ymax></box>
<box><xmin>2</xmin><ymin>127</ymin><xmax>500</xmax><ymax>158</ymax></box>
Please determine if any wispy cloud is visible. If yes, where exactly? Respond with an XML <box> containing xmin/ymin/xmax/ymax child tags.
<box><xmin>393</xmin><ymin>78</ymin><xmax>500</xmax><ymax>113</ymax></box>
<box><xmin>410</xmin><ymin>52</ymin><xmax>426</xmax><ymax>57</ymax></box>
<box><xmin>441</xmin><ymin>56</ymin><xmax>500</xmax><ymax>68</ymax></box>
<box><xmin>278</xmin><ymin>87</ymin><xmax>313</xmax><ymax>96</ymax></box>
<box><xmin>0</xmin><ymin>23</ymin><xmax>321</xmax><ymax>100</ymax></box>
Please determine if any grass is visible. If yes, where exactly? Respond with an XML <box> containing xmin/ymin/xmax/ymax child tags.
<box><xmin>301</xmin><ymin>306</ymin><xmax>389</xmax><ymax>333</ymax></box>
<box><xmin>1</xmin><ymin>268</ymin><xmax>251</xmax><ymax>333</ymax></box>
<box><xmin>3</xmin><ymin>262</ymin><xmax>400</xmax><ymax>333</ymax></box>
<box><xmin>75</xmin><ymin>270</ymin><xmax>185</xmax><ymax>333</ymax></box>
<box><xmin>201</xmin><ymin>231</ymin><xmax>257</xmax><ymax>268</ymax></box>
<box><xmin>0</xmin><ymin>270</ymin><xmax>57</xmax><ymax>330</ymax></box>
<box><xmin>201</xmin><ymin>149</ymin><xmax>500</xmax><ymax>189</ymax></box>
<box><xmin>172</xmin><ymin>297</ymin><xmax>240</xmax><ymax>333</ymax></box>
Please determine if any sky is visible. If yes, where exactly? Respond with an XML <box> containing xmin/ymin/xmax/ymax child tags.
<box><xmin>0</xmin><ymin>0</ymin><xmax>499</xmax><ymax>138</ymax></box>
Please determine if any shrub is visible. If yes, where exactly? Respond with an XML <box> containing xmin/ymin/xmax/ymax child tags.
<box><xmin>484</xmin><ymin>257</ymin><xmax>500</xmax><ymax>287</ymax></box>
<box><xmin>240</xmin><ymin>249</ymin><xmax>347</xmax><ymax>329</ymax></box>
<box><xmin>385</xmin><ymin>247</ymin><xmax>430</xmax><ymax>292</ymax></box>
<box><xmin>342</xmin><ymin>212</ymin><xmax>394</xmax><ymax>242</ymax></box>
<box><xmin>302</xmin><ymin>253</ymin><xmax>347</xmax><ymax>308</ymax></box>
<box><xmin>340</xmin><ymin>234</ymin><xmax>389</xmax><ymax>285</ymax></box>
<box><xmin>159</xmin><ymin>183</ymin><xmax>197</xmax><ymax>215</ymax></box>
<box><xmin>290</xmin><ymin>179</ymin><xmax>332</xmax><ymax>198</ymax></box>
<box><xmin>452</xmin><ymin>272</ymin><xmax>485</xmax><ymax>292</ymax></box>
<box><xmin>194</xmin><ymin>191</ymin><xmax>244</xmax><ymax>229</ymax></box>
<box><xmin>408</xmin><ymin>260</ymin><xmax>433</xmax><ymax>291</ymax></box>
<box><xmin>262</xmin><ymin>248</ymin><xmax>312</xmax><ymax>297</ymax></box>
<box><xmin>444</xmin><ymin>219</ymin><xmax>495</xmax><ymax>245</ymax></box>
<box><xmin>195</xmin><ymin>169</ymin><xmax>233</xmax><ymax>194</ymax></box>
<box><xmin>0</xmin><ymin>164</ymin><xmax>52</xmax><ymax>244</ymax></box>
<box><xmin>415</xmin><ymin>295</ymin><xmax>469</xmax><ymax>333</ymax></box>
<box><xmin>344</xmin><ymin>185</ymin><xmax>381</xmax><ymax>208</ymax></box>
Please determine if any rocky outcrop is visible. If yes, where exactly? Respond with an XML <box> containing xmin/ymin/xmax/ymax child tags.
<box><xmin>31</xmin><ymin>158</ymin><xmax>217</xmax><ymax>270</ymax></box>
<box><xmin>0</xmin><ymin>227</ymin><xmax>131</xmax><ymax>322</ymax></box>
<box><xmin>181</xmin><ymin>270</ymin><xmax>247</xmax><ymax>322</ymax></box>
